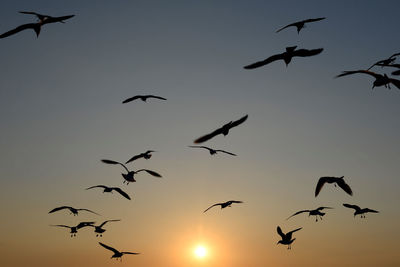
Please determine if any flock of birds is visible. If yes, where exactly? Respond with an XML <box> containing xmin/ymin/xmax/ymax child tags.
<box><xmin>1</xmin><ymin>10</ymin><xmax>394</xmax><ymax>261</ymax></box>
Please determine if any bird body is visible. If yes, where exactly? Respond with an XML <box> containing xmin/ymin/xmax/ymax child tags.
<box><xmin>122</xmin><ymin>95</ymin><xmax>166</xmax><ymax>104</ymax></box>
<box><xmin>276</xmin><ymin>226</ymin><xmax>302</xmax><ymax>249</ymax></box>
<box><xmin>203</xmin><ymin>200</ymin><xmax>243</xmax><ymax>213</ymax></box>
<box><xmin>99</xmin><ymin>242</ymin><xmax>140</xmax><ymax>261</ymax></box>
<box><xmin>276</xmin><ymin>17</ymin><xmax>326</xmax><ymax>34</ymax></box>
<box><xmin>86</xmin><ymin>185</ymin><xmax>131</xmax><ymax>200</ymax></box>
<box><xmin>336</xmin><ymin>70</ymin><xmax>400</xmax><ymax>90</ymax></box>
<box><xmin>287</xmin><ymin>207</ymin><xmax>333</xmax><ymax>222</ymax></box>
<box><xmin>188</xmin><ymin>146</ymin><xmax>236</xmax><ymax>156</ymax></box>
<box><xmin>315</xmin><ymin>176</ymin><xmax>353</xmax><ymax>197</ymax></box>
<box><xmin>343</xmin><ymin>204</ymin><xmax>379</xmax><ymax>218</ymax></box>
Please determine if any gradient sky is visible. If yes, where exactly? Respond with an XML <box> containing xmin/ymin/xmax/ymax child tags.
<box><xmin>1</xmin><ymin>1</ymin><xmax>400</xmax><ymax>266</ymax></box>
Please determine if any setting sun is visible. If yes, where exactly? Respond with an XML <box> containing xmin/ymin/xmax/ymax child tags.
<box><xmin>194</xmin><ymin>245</ymin><xmax>207</xmax><ymax>259</ymax></box>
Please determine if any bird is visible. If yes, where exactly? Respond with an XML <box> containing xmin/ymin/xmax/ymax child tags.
<box><xmin>243</xmin><ymin>46</ymin><xmax>323</xmax><ymax>69</ymax></box>
<box><xmin>188</xmin><ymin>146</ymin><xmax>237</xmax><ymax>156</ymax></box>
<box><xmin>286</xmin><ymin>207</ymin><xmax>333</xmax><ymax>222</ymax></box>
<box><xmin>194</xmin><ymin>114</ymin><xmax>248</xmax><ymax>144</ymax></box>
<box><xmin>86</xmin><ymin>185</ymin><xmax>131</xmax><ymax>200</ymax></box>
<box><xmin>367</xmin><ymin>52</ymin><xmax>400</xmax><ymax>70</ymax></box>
<box><xmin>122</xmin><ymin>95</ymin><xmax>166</xmax><ymax>104</ymax></box>
<box><xmin>315</xmin><ymin>176</ymin><xmax>353</xmax><ymax>197</ymax></box>
<box><xmin>125</xmin><ymin>150</ymin><xmax>156</xmax><ymax>164</ymax></box>
<box><xmin>48</xmin><ymin>206</ymin><xmax>100</xmax><ymax>216</ymax></box>
<box><xmin>203</xmin><ymin>200</ymin><xmax>243</xmax><ymax>213</ymax></box>
<box><xmin>276</xmin><ymin>226</ymin><xmax>302</xmax><ymax>249</ymax></box>
<box><xmin>0</xmin><ymin>11</ymin><xmax>74</xmax><ymax>39</ymax></box>
<box><xmin>335</xmin><ymin>70</ymin><xmax>400</xmax><ymax>90</ymax></box>
<box><xmin>101</xmin><ymin>159</ymin><xmax>162</xmax><ymax>184</ymax></box>
<box><xmin>90</xmin><ymin>220</ymin><xmax>121</xmax><ymax>237</ymax></box>
<box><xmin>343</xmin><ymin>204</ymin><xmax>379</xmax><ymax>218</ymax></box>
<box><xmin>99</xmin><ymin>242</ymin><xmax>140</xmax><ymax>261</ymax></box>
<box><xmin>51</xmin><ymin>221</ymin><xmax>94</xmax><ymax>237</ymax></box>
<box><xmin>276</xmin><ymin>17</ymin><xmax>326</xmax><ymax>34</ymax></box>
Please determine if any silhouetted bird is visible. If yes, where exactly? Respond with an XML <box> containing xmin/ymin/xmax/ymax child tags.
<box><xmin>51</xmin><ymin>221</ymin><xmax>94</xmax><ymax>237</ymax></box>
<box><xmin>315</xmin><ymin>176</ymin><xmax>353</xmax><ymax>197</ymax></box>
<box><xmin>126</xmin><ymin>150</ymin><xmax>156</xmax><ymax>164</ymax></box>
<box><xmin>276</xmin><ymin>17</ymin><xmax>326</xmax><ymax>34</ymax></box>
<box><xmin>49</xmin><ymin>206</ymin><xmax>100</xmax><ymax>216</ymax></box>
<box><xmin>336</xmin><ymin>70</ymin><xmax>400</xmax><ymax>90</ymax></box>
<box><xmin>343</xmin><ymin>204</ymin><xmax>379</xmax><ymax>218</ymax></box>
<box><xmin>0</xmin><ymin>11</ymin><xmax>74</xmax><ymax>38</ymax></box>
<box><xmin>376</xmin><ymin>63</ymin><xmax>400</xmax><ymax>76</ymax></box>
<box><xmin>203</xmin><ymin>200</ymin><xmax>243</xmax><ymax>213</ymax></box>
<box><xmin>194</xmin><ymin>115</ymin><xmax>248</xmax><ymax>144</ymax></box>
<box><xmin>122</xmin><ymin>95</ymin><xmax>166</xmax><ymax>104</ymax></box>
<box><xmin>101</xmin><ymin>159</ymin><xmax>162</xmax><ymax>184</ymax></box>
<box><xmin>286</xmin><ymin>207</ymin><xmax>333</xmax><ymax>222</ymax></box>
<box><xmin>243</xmin><ymin>46</ymin><xmax>323</xmax><ymax>69</ymax></box>
<box><xmin>367</xmin><ymin>52</ymin><xmax>400</xmax><ymax>70</ymax></box>
<box><xmin>90</xmin><ymin>220</ymin><xmax>121</xmax><ymax>237</ymax></box>
<box><xmin>276</xmin><ymin>226</ymin><xmax>302</xmax><ymax>249</ymax></box>
<box><xmin>99</xmin><ymin>242</ymin><xmax>140</xmax><ymax>261</ymax></box>
<box><xmin>86</xmin><ymin>185</ymin><xmax>131</xmax><ymax>200</ymax></box>
<box><xmin>188</xmin><ymin>146</ymin><xmax>237</xmax><ymax>156</ymax></box>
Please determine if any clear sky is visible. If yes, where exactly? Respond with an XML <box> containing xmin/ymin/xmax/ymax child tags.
<box><xmin>0</xmin><ymin>0</ymin><xmax>399</xmax><ymax>266</ymax></box>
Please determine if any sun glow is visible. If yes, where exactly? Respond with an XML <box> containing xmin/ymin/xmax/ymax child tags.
<box><xmin>194</xmin><ymin>245</ymin><xmax>207</xmax><ymax>259</ymax></box>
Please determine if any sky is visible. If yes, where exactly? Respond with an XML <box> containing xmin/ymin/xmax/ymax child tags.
<box><xmin>0</xmin><ymin>0</ymin><xmax>400</xmax><ymax>266</ymax></box>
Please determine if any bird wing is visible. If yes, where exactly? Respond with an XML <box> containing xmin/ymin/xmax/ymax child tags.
<box><xmin>335</xmin><ymin>70</ymin><xmax>381</xmax><ymax>79</ymax></box>
<box><xmin>122</xmin><ymin>252</ymin><xmax>140</xmax><ymax>255</ymax></box>
<box><xmin>77</xmin><ymin>222</ymin><xmax>95</xmax><ymax>229</ymax></box>
<box><xmin>303</xmin><ymin>17</ymin><xmax>326</xmax><ymax>23</ymax></box>
<box><xmin>86</xmin><ymin>185</ymin><xmax>107</xmax><ymax>190</ymax></box>
<box><xmin>376</xmin><ymin>63</ymin><xmax>400</xmax><ymax>68</ymax></box>
<box><xmin>113</xmin><ymin>187</ymin><xmax>131</xmax><ymax>200</ymax></box>
<box><xmin>193</xmin><ymin>126</ymin><xmax>224</xmax><ymax>144</ymax></box>
<box><xmin>77</xmin><ymin>208</ymin><xmax>100</xmax><ymax>216</ymax></box>
<box><xmin>292</xmin><ymin>48</ymin><xmax>324</xmax><ymax>57</ymax></box>
<box><xmin>188</xmin><ymin>145</ymin><xmax>212</xmax><ymax>151</ymax></box>
<box><xmin>136</xmin><ymin>169</ymin><xmax>162</xmax><ymax>177</ymax></box>
<box><xmin>203</xmin><ymin>203</ymin><xmax>221</xmax><ymax>213</ymax></box>
<box><xmin>364</xmin><ymin>208</ymin><xmax>379</xmax><ymax>213</ymax></box>
<box><xmin>276</xmin><ymin>22</ymin><xmax>298</xmax><ymax>33</ymax></box>
<box><xmin>122</xmin><ymin>95</ymin><xmax>140</xmax><ymax>103</ymax></box>
<box><xmin>389</xmin><ymin>52</ymin><xmax>400</xmax><ymax>59</ymax></box>
<box><xmin>389</xmin><ymin>78</ymin><xmax>400</xmax><ymax>89</ymax></box>
<box><xmin>228</xmin><ymin>200</ymin><xmax>243</xmax><ymax>204</ymax></box>
<box><xmin>228</xmin><ymin>115</ymin><xmax>248</xmax><ymax>129</ymax></box>
<box><xmin>42</xmin><ymin>15</ymin><xmax>75</xmax><ymax>24</ymax></box>
<box><xmin>99</xmin><ymin>242</ymin><xmax>120</xmax><ymax>254</ymax></box>
<box><xmin>392</xmin><ymin>70</ymin><xmax>400</xmax><ymax>76</ymax></box>
<box><xmin>337</xmin><ymin>178</ymin><xmax>353</xmax><ymax>196</ymax></box>
<box><xmin>147</xmin><ymin>95</ymin><xmax>167</xmax><ymax>100</ymax></box>
<box><xmin>99</xmin><ymin>219</ymin><xmax>121</xmax><ymax>228</ymax></box>
<box><xmin>288</xmin><ymin>227</ymin><xmax>302</xmax><ymax>235</ymax></box>
<box><xmin>215</xmin><ymin>149</ymin><xmax>237</xmax><ymax>156</ymax></box>
<box><xmin>317</xmin><ymin>206</ymin><xmax>333</xmax><ymax>211</ymax></box>
<box><xmin>0</xmin><ymin>23</ymin><xmax>38</xmax><ymax>38</ymax></box>
<box><xmin>315</xmin><ymin>177</ymin><xmax>328</xmax><ymax>197</ymax></box>
<box><xmin>48</xmin><ymin>206</ymin><xmax>71</xmax><ymax>213</ymax></box>
<box><xmin>101</xmin><ymin>159</ymin><xmax>129</xmax><ymax>173</ymax></box>
<box><xmin>286</xmin><ymin>210</ymin><xmax>309</xmax><ymax>220</ymax></box>
<box><xmin>276</xmin><ymin>226</ymin><xmax>285</xmax><ymax>238</ymax></box>
<box><xmin>125</xmin><ymin>154</ymin><xmax>144</xmax><ymax>164</ymax></box>
<box><xmin>243</xmin><ymin>53</ymin><xmax>285</xmax><ymax>69</ymax></box>
<box><xmin>51</xmin><ymin>224</ymin><xmax>71</xmax><ymax>229</ymax></box>
<box><xmin>343</xmin><ymin>203</ymin><xmax>360</xmax><ymax>212</ymax></box>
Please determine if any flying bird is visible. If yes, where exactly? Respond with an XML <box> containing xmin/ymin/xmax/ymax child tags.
<box><xmin>126</xmin><ymin>150</ymin><xmax>156</xmax><ymax>164</ymax></box>
<box><xmin>101</xmin><ymin>159</ymin><xmax>162</xmax><ymax>184</ymax></box>
<box><xmin>367</xmin><ymin>52</ymin><xmax>400</xmax><ymax>70</ymax></box>
<box><xmin>86</xmin><ymin>185</ymin><xmax>131</xmax><ymax>200</ymax></box>
<box><xmin>203</xmin><ymin>200</ymin><xmax>243</xmax><ymax>213</ymax></box>
<box><xmin>243</xmin><ymin>46</ymin><xmax>323</xmax><ymax>69</ymax></box>
<box><xmin>286</xmin><ymin>207</ymin><xmax>333</xmax><ymax>222</ymax></box>
<box><xmin>276</xmin><ymin>17</ymin><xmax>326</xmax><ymax>34</ymax></box>
<box><xmin>336</xmin><ymin>70</ymin><xmax>400</xmax><ymax>90</ymax></box>
<box><xmin>343</xmin><ymin>204</ymin><xmax>379</xmax><ymax>218</ymax></box>
<box><xmin>51</xmin><ymin>221</ymin><xmax>94</xmax><ymax>237</ymax></box>
<box><xmin>90</xmin><ymin>220</ymin><xmax>121</xmax><ymax>237</ymax></box>
<box><xmin>0</xmin><ymin>11</ymin><xmax>74</xmax><ymax>39</ymax></box>
<box><xmin>48</xmin><ymin>206</ymin><xmax>100</xmax><ymax>216</ymax></box>
<box><xmin>188</xmin><ymin>146</ymin><xmax>237</xmax><ymax>156</ymax></box>
<box><xmin>276</xmin><ymin>226</ymin><xmax>302</xmax><ymax>249</ymax></box>
<box><xmin>122</xmin><ymin>95</ymin><xmax>166</xmax><ymax>104</ymax></box>
<box><xmin>315</xmin><ymin>176</ymin><xmax>353</xmax><ymax>197</ymax></box>
<box><xmin>194</xmin><ymin>114</ymin><xmax>248</xmax><ymax>144</ymax></box>
<box><xmin>99</xmin><ymin>242</ymin><xmax>140</xmax><ymax>261</ymax></box>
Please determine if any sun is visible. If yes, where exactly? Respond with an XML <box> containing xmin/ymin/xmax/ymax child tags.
<box><xmin>194</xmin><ymin>245</ymin><xmax>207</xmax><ymax>259</ymax></box>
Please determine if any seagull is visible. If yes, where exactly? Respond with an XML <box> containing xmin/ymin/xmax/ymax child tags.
<box><xmin>48</xmin><ymin>206</ymin><xmax>100</xmax><ymax>216</ymax></box>
<box><xmin>286</xmin><ymin>207</ymin><xmax>333</xmax><ymax>222</ymax></box>
<box><xmin>276</xmin><ymin>226</ymin><xmax>302</xmax><ymax>249</ymax></box>
<box><xmin>335</xmin><ymin>70</ymin><xmax>400</xmax><ymax>90</ymax></box>
<box><xmin>367</xmin><ymin>52</ymin><xmax>400</xmax><ymax>70</ymax></box>
<box><xmin>203</xmin><ymin>200</ymin><xmax>243</xmax><ymax>213</ymax></box>
<box><xmin>343</xmin><ymin>204</ymin><xmax>379</xmax><ymax>218</ymax></box>
<box><xmin>315</xmin><ymin>176</ymin><xmax>353</xmax><ymax>197</ymax></box>
<box><xmin>126</xmin><ymin>150</ymin><xmax>156</xmax><ymax>164</ymax></box>
<box><xmin>188</xmin><ymin>146</ymin><xmax>237</xmax><ymax>156</ymax></box>
<box><xmin>99</xmin><ymin>242</ymin><xmax>140</xmax><ymax>261</ymax></box>
<box><xmin>194</xmin><ymin>115</ymin><xmax>248</xmax><ymax>144</ymax></box>
<box><xmin>90</xmin><ymin>220</ymin><xmax>121</xmax><ymax>237</ymax></box>
<box><xmin>243</xmin><ymin>46</ymin><xmax>323</xmax><ymax>69</ymax></box>
<box><xmin>51</xmin><ymin>221</ymin><xmax>94</xmax><ymax>237</ymax></box>
<box><xmin>276</xmin><ymin>17</ymin><xmax>326</xmax><ymax>34</ymax></box>
<box><xmin>101</xmin><ymin>159</ymin><xmax>162</xmax><ymax>184</ymax></box>
<box><xmin>122</xmin><ymin>95</ymin><xmax>166</xmax><ymax>104</ymax></box>
<box><xmin>0</xmin><ymin>11</ymin><xmax>74</xmax><ymax>39</ymax></box>
<box><xmin>86</xmin><ymin>185</ymin><xmax>131</xmax><ymax>200</ymax></box>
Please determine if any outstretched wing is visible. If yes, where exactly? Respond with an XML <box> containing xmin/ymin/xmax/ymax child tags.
<box><xmin>194</xmin><ymin>127</ymin><xmax>224</xmax><ymax>144</ymax></box>
<box><xmin>317</xmin><ymin>206</ymin><xmax>333</xmax><ymax>211</ymax></box>
<box><xmin>203</xmin><ymin>203</ymin><xmax>221</xmax><ymax>213</ymax></box>
<box><xmin>125</xmin><ymin>154</ymin><xmax>144</xmax><ymax>164</ymax></box>
<box><xmin>364</xmin><ymin>208</ymin><xmax>379</xmax><ymax>213</ymax></box>
<box><xmin>122</xmin><ymin>95</ymin><xmax>140</xmax><ymax>103</ymax></box>
<box><xmin>389</xmin><ymin>78</ymin><xmax>400</xmax><ymax>89</ymax></box>
<box><xmin>99</xmin><ymin>242</ymin><xmax>120</xmax><ymax>254</ymax></box>
<box><xmin>286</xmin><ymin>210</ymin><xmax>309</xmax><ymax>220</ymax></box>
<box><xmin>51</xmin><ymin>224</ymin><xmax>71</xmax><ymax>229</ymax></box>
<box><xmin>101</xmin><ymin>159</ymin><xmax>129</xmax><ymax>173</ymax></box>
<box><xmin>78</xmin><ymin>208</ymin><xmax>100</xmax><ymax>216</ymax></box>
<box><xmin>343</xmin><ymin>203</ymin><xmax>360</xmax><ymax>212</ymax></box>
<box><xmin>228</xmin><ymin>115</ymin><xmax>248</xmax><ymax>129</ymax></box>
<box><xmin>99</xmin><ymin>219</ymin><xmax>121</xmax><ymax>228</ymax></box>
<box><xmin>86</xmin><ymin>185</ymin><xmax>107</xmax><ymax>190</ymax></box>
<box><xmin>228</xmin><ymin>200</ymin><xmax>243</xmax><ymax>204</ymax></box>
<box><xmin>243</xmin><ymin>53</ymin><xmax>285</xmax><ymax>69</ymax></box>
<box><xmin>0</xmin><ymin>23</ymin><xmax>38</xmax><ymax>38</ymax></box>
<box><xmin>113</xmin><ymin>187</ymin><xmax>131</xmax><ymax>200</ymax></box>
<box><xmin>337</xmin><ymin>179</ymin><xmax>353</xmax><ymax>196</ymax></box>
<box><xmin>276</xmin><ymin>22</ymin><xmax>298</xmax><ymax>33</ymax></box>
<box><xmin>335</xmin><ymin>70</ymin><xmax>381</xmax><ymax>79</ymax></box>
<box><xmin>288</xmin><ymin>227</ymin><xmax>302</xmax><ymax>235</ymax></box>
<box><xmin>216</xmin><ymin>149</ymin><xmax>237</xmax><ymax>156</ymax></box>
<box><xmin>77</xmin><ymin>221</ymin><xmax>95</xmax><ymax>229</ymax></box>
<box><xmin>122</xmin><ymin>252</ymin><xmax>140</xmax><ymax>255</ymax></box>
<box><xmin>42</xmin><ymin>15</ymin><xmax>75</xmax><ymax>24</ymax></box>
<box><xmin>276</xmin><ymin>226</ymin><xmax>285</xmax><ymax>238</ymax></box>
<box><xmin>293</xmin><ymin>48</ymin><xmax>324</xmax><ymax>57</ymax></box>
<box><xmin>147</xmin><ymin>95</ymin><xmax>167</xmax><ymax>100</ymax></box>
<box><xmin>48</xmin><ymin>206</ymin><xmax>71</xmax><ymax>214</ymax></box>
<box><xmin>136</xmin><ymin>169</ymin><xmax>162</xmax><ymax>177</ymax></box>
<box><xmin>303</xmin><ymin>17</ymin><xmax>326</xmax><ymax>23</ymax></box>
<box><xmin>315</xmin><ymin>177</ymin><xmax>328</xmax><ymax>197</ymax></box>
